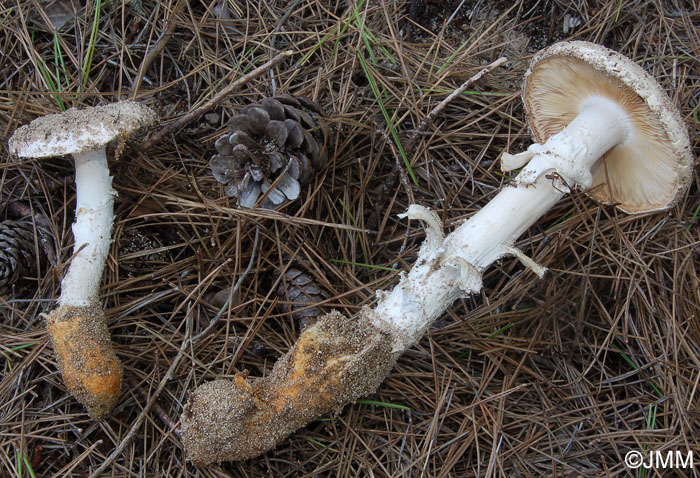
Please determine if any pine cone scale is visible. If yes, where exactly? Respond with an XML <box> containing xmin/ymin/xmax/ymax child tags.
<box><xmin>259</xmin><ymin>98</ymin><xmax>285</xmax><ymax>120</ymax></box>
<box><xmin>230</xmin><ymin>131</ymin><xmax>259</xmax><ymax>150</ymax></box>
<box><xmin>238</xmin><ymin>182</ymin><xmax>261</xmax><ymax>208</ymax></box>
<box><xmin>270</xmin><ymin>173</ymin><xmax>295</xmax><ymax>200</ymax></box>
<box><xmin>227</xmin><ymin>115</ymin><xmax>254</xmax><ymax>136</ymax></box>
<box><xmin>265</xmin><ymin>120</ymin><xmax>288</xmax><ymax>147</ymax></box>
<box><xmin>264</xmin><ymin>152</ymin><xmax>285</xmax><ymax>172</ymax></box>
<box><xmin>284</xmin><ymin>120</ymin><xmax>304</xmax><ymax>148</ymax></box>
<box><xmin>246</xmin><ymin>107</ymin><xmax>271</xmax><ymax>135</ymax></box>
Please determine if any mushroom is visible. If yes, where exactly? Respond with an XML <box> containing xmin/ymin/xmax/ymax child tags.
<box><xmin>8</xmin><ymin>101</ymin><xmax>156</xmax><ymax>419</ymax></box>
<box><xmin>181</xmin><ymin>42</ymin><xmax>695</xmax><ymax>463</ymax></box>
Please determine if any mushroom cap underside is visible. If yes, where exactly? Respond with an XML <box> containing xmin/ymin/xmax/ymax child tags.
<box><xmin>523</xmin><ymin>41</ymin><xmax>694</xmax><ymax>214</ymax></box>
<box><xmin>9</xmin><ymin>101</ymin><xmax>156</xmax><ymax>158</ymax></box>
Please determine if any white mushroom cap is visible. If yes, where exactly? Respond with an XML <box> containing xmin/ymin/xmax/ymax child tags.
<box><xmin>523</xmin><ymin>41</ymin><xmax>694</xmax><ymax>214</ymax></box>
<box><xmin>9</xmin><ymin>101</ymin><xmax>157</xmax><ymax>159</ymax></box>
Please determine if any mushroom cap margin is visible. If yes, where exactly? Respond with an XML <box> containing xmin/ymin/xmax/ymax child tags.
<box><xmin>9</xmin><ymin>101</ymin><xmax>157</xmax><ymax>159</ymax></box>
<box><xmin>522</xmin><ymin>41</ymin><xmax>694</xmax><ymax>214</ymax></box>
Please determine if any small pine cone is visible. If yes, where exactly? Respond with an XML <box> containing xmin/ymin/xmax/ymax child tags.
<box><xmin>274</xmin><ymin>260</ymin><xmax>331</xmax><ymax>329</ymax></box>
<box><xmin>0</xmin><ymin>219</ymin><xmax>38</xmax><ymax>293</ymax></box>
<box><xmin>210</xmin><ymin>95</ymin><xmax>330</xmax><ymax>208</ymax></box>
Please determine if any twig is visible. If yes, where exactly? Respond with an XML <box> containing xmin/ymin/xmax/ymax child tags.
<box><xmin>269</xmin><ymin>0</ymin><xmax>304</xmax><ymax>95</ymax></box>
<box><xmin>375</xmin><ymin>130</ymin><xmax>403</xmax><ymax>207</ymax></box>
<box><xmin>88</xmin><ymin>314</ymin><xmax>193</xmax><ymax>478</ymax></box>
<box><xmin>375</xmin><ymin>57</ymin><xmax>508</xmax><ymax>241</ymax></box>
<box><xmin>132</xmin><ymin>0</ymin><xmax>187</xmax><ymax>94</ymax></box>
<box><xmin>128</xmin><ymin>379</ymin><xmax>182</xmax><ymax>440</ymax></box>
<box><xmin>87</xmin><ymin>228</ymin><xmax>259</xmax><ymax>476</ymax></box>
<box><xmin>405</xmin><ymin>56</ymin><xmax>507</xmax><ymax>152</ymax></box>
<box><xmin>445</xmin><ymin>0</ymin><xmax>469</xmax><ymax>28</ymax></box>
<box><xmin>140</xmin><ymin>50</ymin><xmax>294</xmax><ymax>150</ymax></box>
<box><xmin>192</xmin><ymin>226</ymin><xmax>260</xmax><ymax>344</ymax></box>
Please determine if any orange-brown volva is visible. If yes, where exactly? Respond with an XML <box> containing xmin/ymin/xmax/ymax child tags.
<box><xmin>45</xmin><ymin>304</ymin><xmax>122</xmax><ymax>419</ymax></box>
<box><xmin>182</xmin><ymin>311</ymin><xmax>397</xmax><ymax>464</ymax></box>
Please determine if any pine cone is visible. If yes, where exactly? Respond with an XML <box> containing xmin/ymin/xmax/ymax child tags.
<box><xmin>274</xmin><ymin>260</ymin><xmax>331</xmax><ymax>329</ymax></box>
<box><xmin>0</xmin><ymin>219</ymin><xmax>38</xmax><ymax>293</ymax></box>
<box><xmin>210</xmin><ymin>95</ymin><xmax>330</xmax><ymax>208</ymax></box>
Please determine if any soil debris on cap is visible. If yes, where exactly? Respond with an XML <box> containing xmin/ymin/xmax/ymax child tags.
<box><xmin>9</xmin><ymin>101</ymin><xmax>156</xmax><ymax>158</ymax></box>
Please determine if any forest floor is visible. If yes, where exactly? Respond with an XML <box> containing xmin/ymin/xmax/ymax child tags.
<box><xmin>1</xmin><ymin>0</ymin><xmax>699</xmax><ymax>476</ymax></box>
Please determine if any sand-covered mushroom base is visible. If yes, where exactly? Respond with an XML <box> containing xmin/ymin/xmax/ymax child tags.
<box><xmin>181</xmin><ymin>311</ymin><xmax>397</xmax><ymax>464</ymax></box>
<box><xmin>45</xmin><ymin>304</ymin><xmax>122</xmax><ymax>419</ymax></box>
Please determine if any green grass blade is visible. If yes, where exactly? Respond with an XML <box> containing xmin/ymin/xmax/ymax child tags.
<box><xmin>300</xmin><ymin>0</ymin><xmax>367</xmax><ymax>66</ymax></box>
<box><xmin>351</xmin><ymin>7</ymin><xmax>397</xmax><ymax>65</ymax></box>
<box><xmin>8</xmin><ymin>343</ymin><xmax>38</xmax><ymax>352</ymax></box>
<box><xmin>356</xmin><ymin>399</ymin><xmax>410</xmax><ymax>411</ymax></box>
<box><xmin>52</xmin><ymin>32</ymin><xmax>69</xmax><ymax>92</ymax></box>
<box><xmin>357</xmin><ymin>53</ymin><xmax>417</xmax><ymax>185</ymax></box>
<box><xmin>486</xmin><ymin>322</ymin><xmax>514</xmax><ymax>339</ymax></box>
<box><xmin>328</xmin><ymin>0</ymin><xmax>368</xmax><ymax>64</ymax></box>
<box><xmin>437</xmin><ymin>37</ymin><xmax>472</xmax><ymax>75</ymax></box>
<box><xmin>1</xmin><ymin>343</ymin><xmax>38</xmax><ymax>373</ymax></box>
<box><xmin>615</xmin><ymin>0</ymin><xmax>623</xmax><ymax>22</ymax></box>
<box><xmin>646</xmin><ymin>403</ymin><xmax>657</xmax><ymax>430</ymax></box>
<box><xmin>1</xmin><ymin>7</ymin><xmax>14</xmax><ymax>26</ymax></box>
<box><xmin>22</xmin><ymin>453</ymin><xmax>36</xmax><ymax>478</ymax></box>
<box><xmin>35</xmin><ymin>58</ymin><xmax>65</xmax><ymax>110</ymax></box>
<box><xmin>611</xmin><ymin>343</ymin><xmax>663</xmax><ymax>398</ymax></box>
<box><xmin>339</xmin><ymin>199</ymin><xmax>357</xmax><ymax>226</ymax></box>
<box><xmin>355</xmin><ymin>17</ymin><xmax>376</xmax><ymax>64</ymax></box>
<box><xmin>299</xmin><ymin>23</ymin><xmax>339</xmax><ymax>66</ymax></box>
<box><xmin>689</xmin><ymin>201</ymin><xmax>700</xmax><ymax>230</ymax></box>
<box><xmin>304</xmin><ymin>437</ymin><xmax>338</xmax><ymax>452</ymax></box>
<box><xmin>80</xmin><ymin>0</ymin><xmax>102</xmax><ymax>90</ymax></box>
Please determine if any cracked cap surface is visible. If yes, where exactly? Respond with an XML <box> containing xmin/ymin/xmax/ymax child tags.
<box><xmin>523</xmin><ymin>41</ymin><xmax>694</xmax><ymax>214</ymax></box>
<box><xmin>9</xmin><ymin>101</ymin><xmax>156</xmax><ymax>158</ymax></box>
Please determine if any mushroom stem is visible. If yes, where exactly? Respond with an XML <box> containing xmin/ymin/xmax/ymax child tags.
<box><xmin>369</xmin><ymin>176</ymin><xmax>564</xmax><ymax>352</ymax></box>
<box><xmin>372</xmin><ymin>95</ymin><xmax>630</xmax><ymax>351</ymax></box>
<box><xmin>59</xmin><ymin>148</ymin><xmax>114</xmax><ymax>306</ymax></box>
<box><xmin>45</xmin><ymin>147</ymin><xmax>121</xmax><ymax>420</ymax></box>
